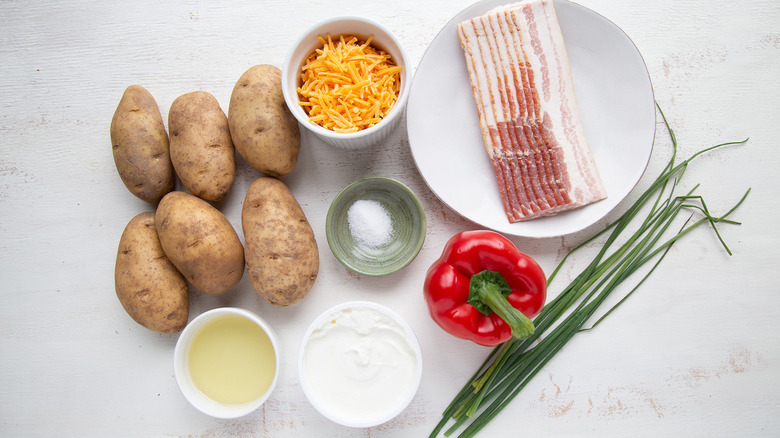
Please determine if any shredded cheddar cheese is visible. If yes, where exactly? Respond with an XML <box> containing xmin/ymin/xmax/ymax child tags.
<box><xmin>297</xmin><ymin>34</ymin><xmax>402</xmax><ymax>133</ymax></box>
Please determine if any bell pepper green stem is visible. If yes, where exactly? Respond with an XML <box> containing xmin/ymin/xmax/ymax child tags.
<box><xmin>469</xmin><ymin>270</ymin><xmax>535</xmax><ymax>340</ymax></box>
<box><xmin>481</xmin><ymin>285</ymin><xmax>534</xmax><ymax>340</ymax></box>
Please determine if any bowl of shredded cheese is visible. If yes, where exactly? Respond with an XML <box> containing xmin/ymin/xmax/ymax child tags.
<box><xmin>282</xmin><ymin>17</ymin><xmax>410</xmax><ymax>149</ymax></box>
<box><xmin>326</xmin><ymin>177</ymin><xmax>426</xmax><ymax>276</ymax></box>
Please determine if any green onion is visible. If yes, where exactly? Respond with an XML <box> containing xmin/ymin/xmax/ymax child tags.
<box><xmin>429</xmin><ymin>105</ymin><xmax>750</xmax><ymax>438</ymax></box>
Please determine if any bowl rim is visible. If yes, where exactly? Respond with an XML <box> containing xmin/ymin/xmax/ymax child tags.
<box><xmin>281</xmin><ymin>16</ymin><xmax>411</xmax><ymax>140</ymax></box>
<box><xmin>173</xmin><ymin>307</ymin><xmax>281</xmax><ymax>419</ymax></box>
<box><xmin>325</xmin><ymin>176</ymin><xmax>427</xmax><ymax>276</ymax></box>
<box><xmin>297</xmin><ymin>300</ymin><xmax>423</xmax><ymax>427</ymax></box>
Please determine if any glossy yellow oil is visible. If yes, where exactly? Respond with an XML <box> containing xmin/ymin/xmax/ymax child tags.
<box><xmin>187</xmin><ymin>314</ymin><xmax>276</xmax><ymax>405</ymax></box>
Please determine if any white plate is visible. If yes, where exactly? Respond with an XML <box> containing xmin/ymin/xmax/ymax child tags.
<box><xmin>407</xmin><ymin>0</ymin><xmax>655</xmax><ymax>238</ymax></box>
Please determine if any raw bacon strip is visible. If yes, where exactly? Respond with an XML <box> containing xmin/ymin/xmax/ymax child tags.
<box><xmin>458</xmin><ymin>0</ymin><xmax>607</xmax><ymax>223</ymax></box>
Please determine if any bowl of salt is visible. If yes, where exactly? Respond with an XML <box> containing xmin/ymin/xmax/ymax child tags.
<box><xmin>326</xmin><ymin>177</ymin><xmax>426</xmax><ymax>276</ymax></box>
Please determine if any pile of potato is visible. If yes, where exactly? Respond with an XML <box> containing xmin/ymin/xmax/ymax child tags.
<box><xmin>111</xmin><ymin>65</ymin><xmax>319</xmax><ymax>334</ymax></box>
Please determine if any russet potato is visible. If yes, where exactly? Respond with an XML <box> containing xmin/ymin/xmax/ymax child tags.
<box><xmin>168</xmin><ymin>91</ymin><xmax>235</xmax><ymax>202</ymax></box>
<box><xmin>242</xmin><ymin>177</ymin><xmax>318</xmax><ymax>306</ymax></box>
<box><xmin>110</xmin><ymin>85</ymin><xmax>173</xmax><ymax>204</ymax></box>
<box><xmin>115</xmin><ymin>212</ymin><xmax>188</xmax><ymax>334</ymax></box>
<box><xmin>155</xmin><ymin>191</ymin><xmax>244</xmax><ymax>295</ymax></box>
<box><xmin>228</xmin><ymin>65</ymin><xmax>300</xmax><ymax>177</ymax></box>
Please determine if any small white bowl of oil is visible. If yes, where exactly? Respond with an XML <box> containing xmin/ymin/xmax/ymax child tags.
<box><xmin>174</xmin><ymin>307</ymin><xmax>280</xmax><ymax>418</ymax></box>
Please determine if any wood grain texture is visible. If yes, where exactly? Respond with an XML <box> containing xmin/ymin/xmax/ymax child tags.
<box><xmin>1</xmin><ymin>0</ymin><xmax>779</xmax><ymax>436</ymax></box>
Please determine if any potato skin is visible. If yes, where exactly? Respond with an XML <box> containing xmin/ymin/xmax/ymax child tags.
<box><xmin>228</xmin><ymin>65</ymin><xmax>300</xmax><ymax>177</ymax></box>
<box><xmin>111</xmin><ymin>85</ymin><xmax>174</xmax><ymax>204</ymax></box>
<box><xmin>155</xmin><ymin>191</ymin><xmax>244</xmax><ymax>295</ymax></box>
<box><xmin>242</xmin><ymin>177</ymin><xmax>318</xmax><ymax>306</ymax></box>
<box><xmin>168</xmin><ymin>91</ymin><xmax>235</xmax><ymax>202</ymax></box>
<box><xmin>115</xmin><ymin>212</ymin><xmax>188</xmax><ymax>334</ymax></box>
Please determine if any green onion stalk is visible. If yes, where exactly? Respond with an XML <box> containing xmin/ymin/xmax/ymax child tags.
<box><xmin>429</xmin><ymin>105</ymin><xmax>750</xmax><ymax>438</ymax></box>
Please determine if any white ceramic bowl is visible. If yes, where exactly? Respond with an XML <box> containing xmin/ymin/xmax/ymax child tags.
<box><xmin>298</xmin><ymin>301</ymin><xmax>423</xmax><ymax>427</ymax></box>
<box><xmin>281</xmin><ymin>17</ymin><xmax>410</xmax><ymax>149</ymax></box>
<box><xmin>173</xmin><ymin>307</ymin><xmax>280</xmax><ymax>419</ymax></box>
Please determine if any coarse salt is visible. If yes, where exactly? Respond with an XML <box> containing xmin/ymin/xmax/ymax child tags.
<box><xmin>347</xmin><ymin>199</ymin><xmax>393</xmax><ymax>248</ymax></box>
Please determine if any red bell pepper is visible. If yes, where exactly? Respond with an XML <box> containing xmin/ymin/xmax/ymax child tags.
<box><xmin>424</xmin><ymin>230</ymin><xmax>547</xmax><ymax>347</ymax></box>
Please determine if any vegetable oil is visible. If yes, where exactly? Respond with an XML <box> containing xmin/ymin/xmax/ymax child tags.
<box><xmin>187</xmin><ymin>314</ymin><xmax>276</xmax><ymax>405</ymax></box>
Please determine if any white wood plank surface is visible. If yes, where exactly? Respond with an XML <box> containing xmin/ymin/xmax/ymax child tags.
<box><xmin>1</xmin><ymin>0</ymin><xmax>778</xmax><ymax>436</ymax></box>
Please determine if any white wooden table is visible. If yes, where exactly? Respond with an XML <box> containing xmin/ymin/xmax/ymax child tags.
<box><xmin>1</xmin><ymin>1</ymin><xmax>778</xmax><ymax>436</ymax></box>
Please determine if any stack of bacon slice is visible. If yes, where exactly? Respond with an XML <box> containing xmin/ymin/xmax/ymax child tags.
<box><xmin>458</xmin><ymin>0</ymin><xmax>607</xmax><ymax>223</ymax></box>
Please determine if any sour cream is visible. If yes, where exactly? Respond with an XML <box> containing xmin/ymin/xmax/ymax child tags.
<box><xmin>299</xmin><ymin>302</ymin><xmax>422</xmax><ymax>427</ymax></box>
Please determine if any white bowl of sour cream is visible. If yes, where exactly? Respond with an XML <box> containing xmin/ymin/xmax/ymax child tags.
<box><xmin>298</xmin><ymin>301</ymin><xmax>423</xmax><ymax>427</ymax></box>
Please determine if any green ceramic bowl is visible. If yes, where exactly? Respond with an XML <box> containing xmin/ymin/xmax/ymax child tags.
<box><xmin>326</xmin><ymin>177</ymin><xmax>426</xmax><ymax>276</ymax></box>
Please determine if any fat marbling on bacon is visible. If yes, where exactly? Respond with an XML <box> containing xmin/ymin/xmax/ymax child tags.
<box><xmin>458</xmin><ymin>0</ymin><xmax>607</xmax><ymax>222</ymax></box>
